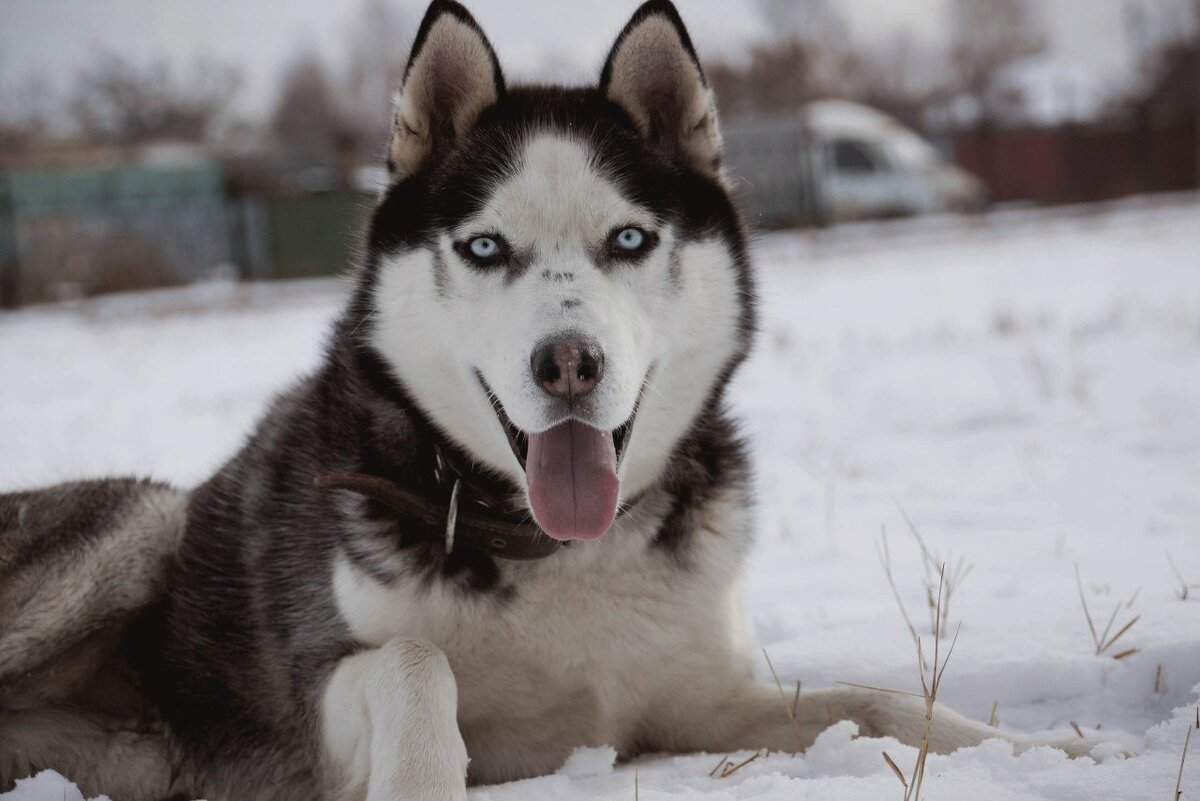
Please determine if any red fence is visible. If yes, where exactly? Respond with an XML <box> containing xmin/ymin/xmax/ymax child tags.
<box><xmin>952</xmin><ymin>120</ymin><xmax>1198</xmax><ymax>204</ymax></box>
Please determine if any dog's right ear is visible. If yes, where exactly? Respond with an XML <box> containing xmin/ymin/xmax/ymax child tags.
<box><xmin>388</xmin><ymin>0</ymin><xmax>504</xmax><ymax>180</ymax></box>
<box><xmin>600</xmin><ymin>0</ymin><xmax>723</xmax><ymax>179</ymax></box>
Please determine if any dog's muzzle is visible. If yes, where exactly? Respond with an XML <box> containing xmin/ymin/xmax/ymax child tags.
<box><xmin>477</xmin><ymin>337</ymin><xmax>642</xmax><ymax>543</ymax></box>
<box><xmin>522</xmin><ymin>333</ymin><xmax>618</xmax><ymax>541</ymax></box>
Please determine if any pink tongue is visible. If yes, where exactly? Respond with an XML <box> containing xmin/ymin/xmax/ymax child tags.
<box><xmin>526</xmin><ymin>420</ymin><xmax>620</xmax><ymax>541</ymax></box>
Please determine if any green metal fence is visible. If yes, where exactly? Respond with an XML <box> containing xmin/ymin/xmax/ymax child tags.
<box><xmin>265</xmin><ymin>192</ymin><xmax>372</xmax><ymax>280</ymax></box>
<box><xmin>0</xmin><ymin>159</ymin><xmax>375</xmax><ymax>307</ymax></box>
<box><xmin>0</xmin><ymin>162</ymin><xmax>230</xmax><ymax>306</ymax></box>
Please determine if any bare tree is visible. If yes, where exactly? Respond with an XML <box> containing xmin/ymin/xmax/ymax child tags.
<box><xmin>856</xmin><ymin>31</ymin><xmax>951</xmax><ymax>130</ymax></box>
<box><xmin>755</xmin><ymin>0</ymin><xmax>859</xmax><ymax>97</ymax></box>
<box><xmin>270</xmin><ymin>53</ymin><xmax>351</xmax><ymax>169</ymax></box>
<box><xmin>1126</xmin><ymin>0</ymin><xmax>1200</xmax><ymax>71</ymax></box>
<box><xmin>947</xmin><ymin>0</ymin><xmax>1048</xmax><ymax>124</ymax></box>
<box><xmin>339</xmin><ymin>0</ymin><xmax>416</xmax><ymax>159</ymax></box>
<box><xmin>708</xmin><ymin>39</ymin><xmax>816</xmax><ymax>118</ymax></box>
<box><xmin>757</xmin><ymin>0</ymin><xmax>851</xmax><ymax>47</ymax></box>
<box><xmin>0</xmin><ymin>60</ymin><xmax>52</xmax><ymax>156</ymax></box>
<box><xmin>1117</xmin><ymin>5</ymin><xmax>1200</xmax><ymax>129</ymax></box>
<box><xmin>707</xmin><ymin>0</ymin><xmax>859</xmax><ymax>119</ymax></box>
<box><xmin>265</xmin><ymin>2</ymin><xmax>414</xmax><ymax>175</ymax></box>
<box><xmin>71</xmin><ymin>51</ymin><xmax>241</xmax><ymax>145</ymax></box>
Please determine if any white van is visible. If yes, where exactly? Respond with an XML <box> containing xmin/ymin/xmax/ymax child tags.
<box><xmin>724</xmin><ymin>99</ymin><xmax>987</xmax><ymax>226</ymax></box>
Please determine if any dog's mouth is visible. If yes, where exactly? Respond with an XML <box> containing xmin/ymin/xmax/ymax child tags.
<box><xmin>477</xmin><ymin>373</ymin><xmax>641</xmax><ymax>542</ymax></box>
<box><xmin>488</xmin><ymin>400</ymin><xmax>638</xmax><ymax>473</ymax></box>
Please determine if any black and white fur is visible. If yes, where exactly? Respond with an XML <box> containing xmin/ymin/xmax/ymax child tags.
<box><xmin>0</xmin><ymin>3</ymin><xmax>1106</xmax><ymax>799</ymax></box>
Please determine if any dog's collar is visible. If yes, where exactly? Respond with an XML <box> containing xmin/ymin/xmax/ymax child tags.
<box><xmin>315</xmin><ymin>472</ymin><xmax>563</xmax><ymax>561</ymax></box>
<box><xmin>326</xmin><ymin>345</ymin><xmax>563</xmax><ymax>560</ymax></box>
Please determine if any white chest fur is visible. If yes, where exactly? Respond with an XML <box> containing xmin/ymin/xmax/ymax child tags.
<box><xmin>331</xmin><ymin>489</ymin><xmax>753</xmax><ymax>783</ymax></box>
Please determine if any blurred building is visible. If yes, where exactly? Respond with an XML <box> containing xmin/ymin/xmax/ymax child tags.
<box><xmin>949</xmin><ymin>44</ymin><xmax>1200</xmax><ymax>204</ymax></box>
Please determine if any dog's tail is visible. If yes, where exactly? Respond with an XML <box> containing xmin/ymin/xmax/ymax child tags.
<box><xmin>0</xmin><ymin>478</ymin><xmax>186</xmax><ymax>707</ymax></box>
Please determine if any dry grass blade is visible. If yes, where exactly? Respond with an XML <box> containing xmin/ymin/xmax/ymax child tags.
<box><xmin>1075</xmin><ymin>564</ymin><xmax>1100</xmax><ymax>648</ymax></box>
<box><xmin>893</xmin><ymin>502</ymin><xmax>973</xmax><ymax>639</ymax></box>
<box><xmin>1102</xmin><ymin>614</ymin><xmax>1140</xmax><ymax>653</ymax></box>
<box><xmin>941</xmin><ymin>557</ymin><xmax>975</xmax><ymax>634</ymax></box>
<box><xmin>719</xmin><ymin>749</ymin><xmax>765</xmax><ymax>778</ymax></box>
<box><xmin>988</xmin><ymin>700</ymin><xmax>999</xmax><ymax>727</ymax></box>
<box><xmin>1174</xmin><ymin>708</ymin><xmax>1196</xmax><ymax>801</ymax></box>
<box><xmin>875</xmin><ymin>549</ymin><xmax>963</xmax><ymax>801</ymax></box>
<box><xmin>878</xmin><ymin>527</ymin><xmax>924</xmax><ymax>654</ymax></box>
<box><xmin>1166</xmin><ymin>552</ymin><xmax>1198</xmax><ymax>601</ymax></box>
<box><xmin>883</xmin><ymin>751</ymin><xmax>908</xmax><ymax>789</ymax></box>
<box><xmin>934</xmin><ymin>623</ymin><xmax>962</xmax><ymax>689</ymax></box>
<box><xmin>836</xmin><ymin>680</ymin><xmax>926</xmax><ymax>699</ymax></box>
<box><xmin>1076</xmin><ymin>565</ymin><xmax>1141</xmax><ymax>658</ymax></box>
<box><xmin>634</xmin><ymin>765</ymin><xmax>639</xmax><ymax>801</ymax></box>
<box><xmin>1070</xmin><ymin>721</ymin><xmax>1085</xmax><ymax>738</ymax></box>
<box><xmin>894</xmin><ymin>502</ymin><xmax>934</xmax><ymax>576</ymax></box>
<box><xmin>763</xmin><ymin>648</ymin><xmax>807</xmax><ymax>753</ymax></box>
<box><xmin>905</xmin><ymin>564</ymin><xmax>954</xmax><ymax>801</ymax></box>
<box><xmin>1096</xmin><ymin>603</ymin><xmax>1123</xmax><ymax>651</ymax></box>
<box><xmin>1156</xmin><ymin>665</ymin><xmax>1164</xmax><ymax>694</ymax></box>
<box><xmin>708</xmin><ymin>752</ymin><xmax>733</xmax><ymax>778</ymax></box>
<box><xmin>897</xmin><ymin>506</ymin><xmax>969</xmax><ymax>637</ymax></box>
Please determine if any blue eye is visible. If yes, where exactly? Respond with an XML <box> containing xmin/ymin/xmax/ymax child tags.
<box><xmin>469</xmin><ymin>237</ymin><xmax>499</xmax><ymax>258</ymax></box>
<box><xmin>615</xmin><ymin>228</ymin><xmax>645</xmax><ymax>251</ymax></box>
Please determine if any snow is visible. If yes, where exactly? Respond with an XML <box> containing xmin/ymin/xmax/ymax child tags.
<box><xmin>0</xmin><ymin>772</ymin><xmax>108</xmax><ymax>801</ymax></box>
<box><xmin>556</xmin><ymin>746</ymin><xmax>619</xmax><ymax>779</ymax></box>
<box><xmin>3</xmin><ymin>194</ymin><xmax>1200</xmax><ymax>799</ymax></box>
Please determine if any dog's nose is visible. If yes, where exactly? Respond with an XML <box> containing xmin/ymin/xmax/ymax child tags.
<box><xmin>531</xmin><ymin>335</ymin><xmax>605</xmax><ymax>399</ymax></box>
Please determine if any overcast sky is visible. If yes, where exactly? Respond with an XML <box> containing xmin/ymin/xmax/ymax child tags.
<box><xmin>0</xmin><ymin>0</ymin><xmax>1192</xmax><ymax>118</ymax></box>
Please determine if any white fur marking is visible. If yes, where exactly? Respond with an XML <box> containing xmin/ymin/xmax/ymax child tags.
<box><xmin>322</xmin><ymin>639</ymin><xmax>468</xmax><ymax>801</ymax></box>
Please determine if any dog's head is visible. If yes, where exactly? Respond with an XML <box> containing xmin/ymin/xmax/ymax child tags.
<box><xmin>360</xmin><ymin>0</ymin><xmax>754</xmax><ymax>542</ymax></box>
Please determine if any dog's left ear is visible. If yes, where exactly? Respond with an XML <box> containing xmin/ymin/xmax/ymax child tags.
<box><xmin>600</xmin><ymin>0</ymin><xmax>723</xmax><ymax>179</ymax></box>
<box><xmin>388</xmin><ymin>0</ymin><xmax>504</xmax><ymax>180</ymax></box>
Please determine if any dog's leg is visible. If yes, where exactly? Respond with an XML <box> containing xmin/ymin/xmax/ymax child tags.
<box><xmin>321</xmin><ymin>639</ymin><xmax>468</xmax><ymax>801</ymax></box>
<box><xmin>655</xmin><ymin>682</ymin><xmax>1104</xmax><ymax>758</ymax></box>
<box><xmin>0</xmin><ymin>707</ymin><xmax>171</xmax><ymax>801</ymax></box>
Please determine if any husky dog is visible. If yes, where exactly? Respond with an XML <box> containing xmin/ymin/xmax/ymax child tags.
<box><xmin>1</xmin><ymin>2</ymin><xmax>1106</xmax><ymax>799</ymax></box>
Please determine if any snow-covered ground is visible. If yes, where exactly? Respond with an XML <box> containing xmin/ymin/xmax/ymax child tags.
<box><xmin>3</xmin><ymin>195</ymin><xmax>1199</xmax><ymax>800</ymax></box>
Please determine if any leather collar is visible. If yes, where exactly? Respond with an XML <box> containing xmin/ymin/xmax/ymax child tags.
<box><xmin>315</xmin><ymin>471</ymin><xmax>563</xmax><ymax>561</ymax></box>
